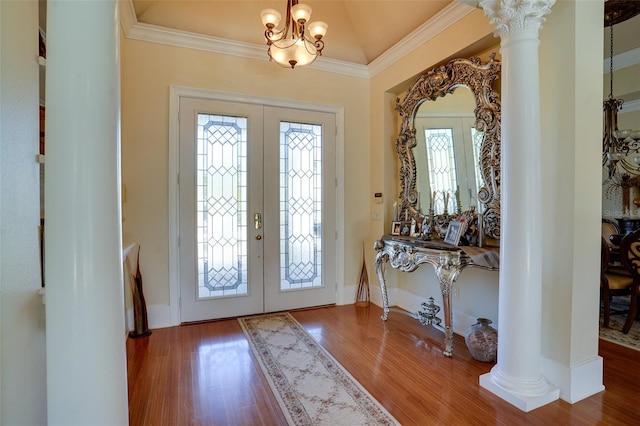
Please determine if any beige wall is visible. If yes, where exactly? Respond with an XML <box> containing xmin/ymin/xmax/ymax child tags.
<box><xmin>121</xmin><ymin>38</ymin><xmax>370</xmax><ymax>311</ymax></box>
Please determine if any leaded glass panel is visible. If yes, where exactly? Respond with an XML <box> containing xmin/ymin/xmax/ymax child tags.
<box><xmin>471</xmin><ymin>128</ymin><xmax>485</xmax><ymax>211</ymax></box>
<box><xmin>196</xmin><ymin>113</ymin><xmax>248</xmax><ymax>299</ymax></box>
<box><xmin>425</xmin><ymin>128</ymin><xmax>457</xmax><ymax>214</ymax></box>
<box><xmin>279</xmin><ymin>122</ymin><xmax>322</xmax><ymax>290</ymax></box>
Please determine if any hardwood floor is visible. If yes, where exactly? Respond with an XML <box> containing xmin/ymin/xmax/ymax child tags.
<box><xmin>127</xmin><ymin>304</ymin><xmax>640</xmax><ymax>425</ymax></box>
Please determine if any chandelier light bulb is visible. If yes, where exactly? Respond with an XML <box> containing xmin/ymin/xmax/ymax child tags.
<box><xmin>608</xmin><ymin>151</ymin><xmax>624</xmax><ymax>161</ymax></box>
<box><xmin>291</xmin><ymin>3</ymin><xmax>312</xmax><ymax>24</ymax></box>
<box><xmin>308</xmin><ymin>21</ymin><xmax>328</xmax><ymax>39</ymax></box>
<box><xmin>614</xmin><ymin>129</ymin><xmax>631</xmax><ymax>139</ymax></box>
<box><xmin>260</xmin><ymin>9</ymin><xmax>281</xmax><ymax>29</ymax></box>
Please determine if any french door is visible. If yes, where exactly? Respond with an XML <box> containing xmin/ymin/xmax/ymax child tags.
<box><xmin>178</xmin><ymin>97</ymin><xmax>336</xmax><ymax>322</ymax></box>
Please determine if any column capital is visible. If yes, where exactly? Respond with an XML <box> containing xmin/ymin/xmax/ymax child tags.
<box><xmin>479</xmin><ymin>0</ymin><xmax>556</xmax><ymax>38</ymax></box>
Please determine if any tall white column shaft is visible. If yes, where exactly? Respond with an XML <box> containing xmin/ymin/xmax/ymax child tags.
<box><xmin>45</xmin><ymin>1</ymin><xmax>128</xmax><ymax>424</ymax></box>
<box><xmin>478</xmin><ymin>0</ymin><xmax>559</xmax><ymax>412</ymax></box>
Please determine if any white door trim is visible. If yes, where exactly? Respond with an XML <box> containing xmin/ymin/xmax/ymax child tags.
<box><xmin>168</xmin><ymin>85</ymin><xmax>345</xmax><ymax>326</ymax></box>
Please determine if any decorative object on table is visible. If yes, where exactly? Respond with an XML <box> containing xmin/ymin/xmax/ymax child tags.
<box><xmin>127</xmin><ymin>246</ymin><xmax>151</xmax><ymax>338</ymax></box>
<box><xmin>355</xmin><ymin>243</ymin><xmax>370</xmax><ymax>307</ymax></box>
<box><xmin>391</xmin><ymin>221</ymin><xmax>401</xmax><ymax>236</ymax></box>
<box><xmin>399</xmin><ymin>221</ymin><xmax>412</xmax><ymax>236</ymax></box>
<box><xmin>443</xmin><ymin>220</ymin><xmax>467</xmax><ymax>245</ymax></box>
<box><xmin>417</xmin><ymin>296</ymin><xmax>441</xmax><ymax>326</ymax></box>
<box><xmin>410</xmin><ymin>217</ymin><xmax>422</xmax><ymax>237</ymax></box>
<box><xmin>464</xmin><ymin>318</ymin><xmax>497</xmax><ymax>362</ymax></box>
<box><xmin>259</xmin><ymin>0</ymin><xmax>328</xmax><ymax>69</ymax></box>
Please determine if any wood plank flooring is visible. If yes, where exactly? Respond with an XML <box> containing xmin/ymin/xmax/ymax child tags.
<box><xmin>127</xmin><ymin>304</ymin><xmax>640</xmax><ymax>425</ymax></box>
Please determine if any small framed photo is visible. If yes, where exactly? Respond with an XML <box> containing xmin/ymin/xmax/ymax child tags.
<box><xmin>399</xmin><ymin>221</ymin><xmax>412</xmax><ymax>236</ymax></box>
<box><xmin>444</xmin><ymin>220</ymin><xmax>466</xmax><ymax>245</ymax></box>
<box><xmin>391</xmin><ymin>221</ymin><xmax>402</xmax><ymax>236</ymax></box>
<box><xmin>411</xmin><ymin>220</ymin><xmax>423</xmax><ymax>237</ymax></box>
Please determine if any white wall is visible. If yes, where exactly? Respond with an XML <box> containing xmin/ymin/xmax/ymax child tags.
<box><xmin>0</xmin><ymin>1</ymin><xmax>48</xmax><ymax>423</ymax></box>
<box><xmin>539</xmin><ymin>0</ymin><xmax>604</xmax><ymax>402</ymax></box>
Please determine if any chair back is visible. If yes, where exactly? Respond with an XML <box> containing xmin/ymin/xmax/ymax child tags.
<box><xmin>619</xmin><ymin>229</ymin><xmax>640</xmax><ymax>280</ymax></box>
<box><xmin>602</xmin><ymin>219</ymin><xmax>620</xmax><ymax>247</ymax></box>
<box><xmin>601</xmin><ymin>236</ymin><xmax>610</xmax><ymax>272</ymax></box>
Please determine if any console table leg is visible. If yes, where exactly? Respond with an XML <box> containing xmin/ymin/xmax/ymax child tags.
<box><xmin>441</xmin><ymin>289</ymin><xmax>453</xmax><ymax>357</ymax></box>
<box><xmin>435</xmin><ymin>254</ymin><xmax>462</xmax><ymax>357</ymax></box>
<box><xmin>373</xmin><ymin>246</ymin><xmax>390</xmax><ymax>321</ymax></box>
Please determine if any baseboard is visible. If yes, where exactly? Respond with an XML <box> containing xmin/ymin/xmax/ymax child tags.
<box><xmin>128</xmin><ymin>304</ymin><xmax>176</xmax><ymax>330</ymax></box>
<box><xmin>143</xmin><ymin>285</ymin><xmax>483</xmax><ymax>333</ymax></box>
<box><xmin>541</xmin><ymin>355</ymin><xmax>605</xmax><ymax>403</ymax></box>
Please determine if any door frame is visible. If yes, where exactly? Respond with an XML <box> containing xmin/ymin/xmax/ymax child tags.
<box><xmin>167</xmin><ymin>85</ymin><xmax>345</xmax><ymax>326</ymax></box>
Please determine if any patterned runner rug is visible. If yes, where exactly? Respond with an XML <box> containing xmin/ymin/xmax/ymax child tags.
<box><xmin>238</xmin><ymin>312</ymin><xmax>399</xmax><ymax>426</ymax></box>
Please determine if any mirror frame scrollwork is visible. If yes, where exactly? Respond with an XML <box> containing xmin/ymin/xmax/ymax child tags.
<box><xmin>395</xmin><ymin>55</ymin><xmax>501</xmax><ymax>239</ymax></box>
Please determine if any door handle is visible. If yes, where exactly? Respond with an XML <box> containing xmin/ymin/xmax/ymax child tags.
<box><xmin>254</xmin><ymin>213</ymin><xmax>262</xmax><ymax>230</ymax></box>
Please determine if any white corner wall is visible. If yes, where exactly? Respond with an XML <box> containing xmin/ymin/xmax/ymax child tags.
<box><xmin>0</xmin><ymin>1</ymin><xmax>48</xmax><ymax>424</ymax></box>
<box><xmin>539</xmin><ymin>0</ymin><xmax>604</xmax><ymax>402</ymax></box>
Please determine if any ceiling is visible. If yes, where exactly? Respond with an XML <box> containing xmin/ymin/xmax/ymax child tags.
<box><xmin>129</xmin><ymin>0</ymin><xmax>454</xmax><ymax>65</ymax></box>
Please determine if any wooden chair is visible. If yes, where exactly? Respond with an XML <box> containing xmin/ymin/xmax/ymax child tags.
<box><xmin>602</xmin><ymin>218</ymin><xmax>619</xmax><ymax>245</ymax></box>
<box><xmin>619</xmin><ymin>229</ymin><xmax>640</xmax><ymax>333</ymax></box>
<box><xmin>601</xmin><ymin>236</ymin><xmax>633</xmax><ymax>328</ymax></box>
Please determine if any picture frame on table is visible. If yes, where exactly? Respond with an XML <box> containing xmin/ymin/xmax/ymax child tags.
<box><xmin>391</xmin><ymin>221</ymin><xmax>402</xmax><ymax>236</ymax></box>
<box><xmin>444</xmin><ymin>220</ymin><xmax>466</xmax><ymax>245</ymax></box>
<box><xmin>399</xmin><ymin>221</ymin><xmax>412</xmax><ymax>236</ymax></box>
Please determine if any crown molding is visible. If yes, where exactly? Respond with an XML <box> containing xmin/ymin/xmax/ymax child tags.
<box><xmin>119</xmin><ymin>0</ymin><xmax>137</xmax><ymax>35</ymax></box>
<box><xmin>119</xmin><ymin>0</ymin><xmax>474</xmax><ymax>79</ymax></box>
<box><xmin>604</xmin><ymin>47</ymin><xmax>640</xmax><ymax>73</ymax></box>
<box><xmin>368</xmin><ymin>2</ymin><xmax>477</xmax><ymax>77</ymax></box>
<box><xmin>119</xmin><ymin>1</ymin><xmax>368</xmax><ymax>78</ymax></box>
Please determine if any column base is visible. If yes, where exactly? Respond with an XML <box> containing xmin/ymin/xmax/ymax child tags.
<box><xmin>480</xmin><ymin>372</ymin><xmax>559</xmax><ymax>412</ymax></box>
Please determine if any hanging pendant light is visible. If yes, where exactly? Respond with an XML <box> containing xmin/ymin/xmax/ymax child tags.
<box><xmin>602</xmin><ymin>10</ymin><xmax>640</xmax><ymax>182</ymax></box>
<box><xmin>260</xmin><ymin>0</ymin><xmax>328</xmax><ymax>69</ymax></box>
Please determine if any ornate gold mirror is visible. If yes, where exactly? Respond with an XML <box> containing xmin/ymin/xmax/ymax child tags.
<box><xmin>395</xmin><ymin>56</ymin><xmax>501</xmax><ymax>240</ymax></box>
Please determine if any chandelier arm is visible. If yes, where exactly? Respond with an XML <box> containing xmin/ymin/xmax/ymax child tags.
<box><xmin>609</xmin><ymin>24</ymin><xmax>614</xmax><ymax>99</ymax></box>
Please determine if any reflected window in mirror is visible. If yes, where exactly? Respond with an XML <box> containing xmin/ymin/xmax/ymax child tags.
<box><xmin>414</xmin><ymin>87</ymin><xmax>485</xmax><ymax>215</ymax></box>
<box><xmin>421</xmin><ymin>122</ymin><xmax>485</xmax><ymax>214</ymax></box>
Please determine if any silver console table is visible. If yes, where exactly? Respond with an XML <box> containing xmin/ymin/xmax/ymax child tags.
<box><xmin>373</xmin><ymin>235</ymin><xmax>499</xmax><ymax>357</ymax></box>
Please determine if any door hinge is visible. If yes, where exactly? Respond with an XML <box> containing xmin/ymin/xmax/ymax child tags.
<box><xmin>177</xmin><ymin>173</ymin><xmax>180</xmax><ymax>185</ymax></box>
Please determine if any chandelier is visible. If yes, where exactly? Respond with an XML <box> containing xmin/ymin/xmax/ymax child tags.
<box><xmin>260</xmin><ymin>0</ymin><xmax>328</xmax><ymax>69</ymax></box>
<box><xmin>603</xmin><ymin>8</ymin><xmax>640</xmax><ymax>182</ymax></box>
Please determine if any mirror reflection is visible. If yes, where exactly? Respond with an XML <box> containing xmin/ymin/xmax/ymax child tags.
<box><xmin>395</xmin><ymin>56</ymin><xmax>501</xmax><ymax>241</ymax></box>
<box><xmin>413</xmin><ymin>87</ymin><xmax>483</xmax><ymax>214</ymax></box>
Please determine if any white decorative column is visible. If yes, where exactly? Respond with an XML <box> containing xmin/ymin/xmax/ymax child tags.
<box><xmin>45</xmin><ymin>1</ymin><xmax>128</xmax><ymax>424</ymax></box>
<box><xmin>477</xmin><ymin>0</ymin><xmax>559</xmax><ymax>412</ymax></box>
